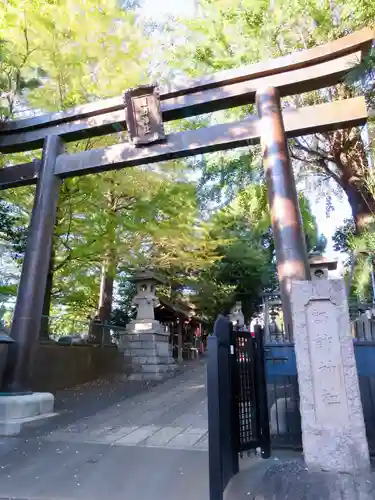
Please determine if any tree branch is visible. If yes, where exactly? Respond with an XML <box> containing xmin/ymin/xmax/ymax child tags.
<box><xmin>316</xmin><ymin>158</ymin><xmax>343</xmax><ymax>188</ymax></box>
<box><xmin>293</xmin><ymin>137</ymin><xmax>333</xmax><ymax>163</ymax></box>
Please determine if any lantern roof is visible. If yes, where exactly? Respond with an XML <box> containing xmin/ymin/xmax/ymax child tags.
<box><xmin>308</xmin><ymin>253</ymin><xmax>338</xmax><ymax>271</ymax></box>
<box><xmin>129</xmin><ymin>270</ymin><xmax>165</xmax><ymax>284</ymax></box>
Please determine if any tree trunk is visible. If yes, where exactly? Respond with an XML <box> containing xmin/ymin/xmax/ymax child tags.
<box><xmin>294</xmin><ymin>84</ymin><xmax>375</xmax><ymax>235</ymax></box>
<box><xmin>89</xmin><ymin>184</ymin><xmax>119</xmax><ymax>344</ymax></box>
<box><xmin>97</xmin><ymin>260</ymin><xmax>115</xmax><ymax>323</ymax></box>
<box><xmin>325</xmin><ymin>112</ymin><xmax>374</xmax><ymax>234</ymax></box>
<box><xmin>342</xmin><ymin>181</ymin><xmax>375</xmax><ymax>233</ymax></box>
<box><xmin>97</xmin><ymin>187</ymin><xmax>117</xmax><ymax>323</ymax></box>
<box><xmin>90</xmin><ymin>250</ymin><xmax>116</xmax><ymax>345</ymax></box>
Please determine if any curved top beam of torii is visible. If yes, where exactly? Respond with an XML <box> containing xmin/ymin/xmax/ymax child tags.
<box><xmin>0</xmin><ymin>28</ymin><xmax>372</xmax><ymax>131</ymax></box>
<box><xmin>0</xmin><ymin>28</ymin><xmax>373</xmax><ymax>188</ymax></box>
<box><xmin>0</xmin><ymin>28</ymin><xmax>373</xmax><ymax>146</ymax></box>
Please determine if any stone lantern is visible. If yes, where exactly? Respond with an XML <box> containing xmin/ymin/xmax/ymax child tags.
<box><xmin>118</xmin><ymin>270</ymin><xmax>176</xmax><ymax>381</ymax></box>
<box><xmin>229</xmin><ymin>302</ymin><xmax>245</xmax><ymax>329</ymax></box>
<box><xmin>308</xmin><ymin>252</ymin><xmax>338</xmax><ymax>281</ymax></box>
<box><xmin>131</xmin><ymin>271</ymin><xmax>161</xmax><ymax>323</ymax></box>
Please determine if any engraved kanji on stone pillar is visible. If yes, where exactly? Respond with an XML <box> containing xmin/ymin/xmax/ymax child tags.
<box><xmin>290</xmin><ymin>279</ymin><xmax>370</xmax><ymax>474</ymax></box>
<box><xmin>124</xmin><ymin>85</ymin><xmax>165</xmax><ymax>146</ymax></box>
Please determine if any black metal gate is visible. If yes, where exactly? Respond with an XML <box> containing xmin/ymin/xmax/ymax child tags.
<box><xmin>233</xmin><ymin>327</ymin><xmax>271</xmax><ymax>456</ymax></box>
<box><xmin>207</xmin><ymin>318</ymin><xmax>270</xmax><ymax>500</ymax></box>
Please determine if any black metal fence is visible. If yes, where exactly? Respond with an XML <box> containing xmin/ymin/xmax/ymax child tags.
<box><xmin>233</xmin><ymin>332</ymin><xmax>258</xmax><ymax>452</ymax></box>
<box><xmin>233</xmin><ymin>327</ymin><xmax>270</xmax><ymax>456</ymax></box>
<box><xmin>207</xmin><ymin>318</ymin><xmax>270</xmax><ymax>500</ymax></box>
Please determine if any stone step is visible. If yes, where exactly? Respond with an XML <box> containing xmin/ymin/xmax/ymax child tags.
<box><xmin>0</xmin><ymin>392</ymin><xmax>56</xmax><ymax>437</ymax></box>
<box><xmin>140</xmin><ymin>364</ymin><xmax>178</xmax><ymax>374</ymax></box>
<box><xmin>0</xmin><ymin>392</ymin><xmax>54</xmax><ymax>420</ymax></box>
<box><xmin>132</xmin><ymin>356</ymin><xmax>175</xmax><ymax>365</ymax></box>
<box><xmin>0</xmin><ymin>411</ymin><xmax>58</xmax><ymax>436</ymax></box>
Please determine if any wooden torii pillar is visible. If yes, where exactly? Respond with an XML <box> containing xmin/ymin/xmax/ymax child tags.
<box><xmin>257</xmin><ymin>87</ymin><xmax>311</xmax><ymax>337</ymax></box>
<box><xmin>2</xmin><ymin>137</ymin><xmax>63</xmax><ymax>393</ymax></box>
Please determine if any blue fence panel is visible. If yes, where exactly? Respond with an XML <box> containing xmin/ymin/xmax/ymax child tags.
<box><xmin>264</xmin><ymin>341</ymin><xmax>375</xmax><ymax>454</ymax></box>
<box><xmin>264</xmin><ymin>343</ymin><xmax>300</xmax><ymax>449</ymax></box>
<box><xmin>353</xmin><ymin>342</ymin><xmax>375</xmax><ymax>452</ymax></box>
<box><xmin>265</xmin><ymin>344</ymin><xmax>297</xmax><ymax>377</ymax></box>
<box><xmin>354</xmin><ymin>342</ymin><xmax>375</xmax><ymax>376</ymax></box>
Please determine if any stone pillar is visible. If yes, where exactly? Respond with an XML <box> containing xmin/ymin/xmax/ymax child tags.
<box><xmin>290</xmin><ymin>279</ymin><xmax>370</xmax><ymax>474</ymax></box>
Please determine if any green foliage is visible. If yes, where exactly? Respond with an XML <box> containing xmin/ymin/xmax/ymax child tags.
<box><xmin>346</xmin><ymin>47</ymin><xmax>375</xmax><ymax>97</ymax></box>
<box><xmin>0</xmin><ymin>199</ymin><xmax>28</xmax><ymax>261</ymax></box>
<box><xmin>189</xmin><ymin>199</ymin><xmax>274</xmax><ymax>324</ymax></box>
<box><xmin>111</xmin><ymin>278</ymin><xmax>137</xmax><ymax>327</ymax></box>
<box><xmin>0</xmin><ymin>284</ymin><xmax>17</xmax><ymax>297</ymax></box>
<box><xmin>1</xmin><ymin>1</ymin><xmax>207</xmax><ymax>325</ymax></box>
<box><xmin>311</xmin><ymin>234</ymin><xmax>328</xmax><ymax>254</ymax></box>
<box><xmin>0</xmin><ymin>200</ymin><xmax>17</xmax><ymax>240</ymax></box>
<box><xmin>0</xmin><ymin>0</ymin><xmax>325</xmax><ymax>330</ymax></box>
<box><xmin>333</xmin><ymin>219</ymin><xmax>356</xmax><ymax>255</ymax></box>
<box><xmin>167</xmin><ymin>0</ymin><xmax>375</xmax><ymax>230</ymax></box>
<box><xmin>49</xmin><ymin>167</ymin><xmax>216</xmax><ymax>319</ymax></box>
<box><xmin>162</xmin><ymin>0</ymin><xmax>375</xmax><ymax>308</ymax></box>
<box><xmin>333</xmin><ymin>167</ymin><xmax>375</xmax><ymax>299</ymax></box>
<box><xmin>0</xmin><ymin>32</ymin><xmax>41</xmax><ymax>119</ymax></box>
<box><xmin>170</xmin><ymin>0</ymin><xmax>375</xmax><ymax>72</ymax></box>
<box><xmin>1</xmin><ymin>1</ymin><xmax>149</xmax><ymax>110</ymax></box>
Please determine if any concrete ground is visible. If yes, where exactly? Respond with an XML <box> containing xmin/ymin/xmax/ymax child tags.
<box><xmin>0</xmin><ymin>360</ymin><xmax>209</xmax><ymax>500</ymax></box>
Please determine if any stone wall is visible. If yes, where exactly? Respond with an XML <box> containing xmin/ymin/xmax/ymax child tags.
<box><xmin>0</xmin><ymin>344</ymin><xmax>131</xmax><ymax>393</ymax></box>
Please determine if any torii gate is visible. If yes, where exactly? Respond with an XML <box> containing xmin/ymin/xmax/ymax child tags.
<box><xmin>0</xmin><ymin>29</ymin><xmax>373</xmax><ymax>393</ymax></box>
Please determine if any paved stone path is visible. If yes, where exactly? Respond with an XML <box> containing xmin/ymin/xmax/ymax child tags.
<box><xmin>0</xmin><ymin>361</ymin><xmax>209</xmax><ymax>500</ymax></box>
<box><xmin>45</xmin><ymin>362</ymin><xmax>208</xmax><ymax>451</ymax></box>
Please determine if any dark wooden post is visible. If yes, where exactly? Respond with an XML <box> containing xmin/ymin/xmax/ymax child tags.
<box><xmin>256</xmin><ymin>87</ymin><xmax>310</xmax><ymax>338</ymax></box>
<box><xmin>177</xmin><ymin>316</ymin><xmax>183</xmax><ymax>363</ymax></box>
<box><xmin>1</xmin><ymin>136</ymin><xmax>63</xmax><ymax>393</ymax></box>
